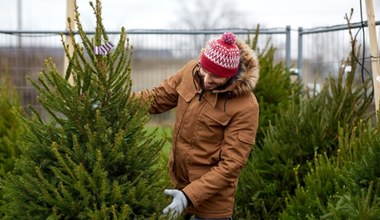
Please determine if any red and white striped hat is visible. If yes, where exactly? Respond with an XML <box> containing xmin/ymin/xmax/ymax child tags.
<box><xmin>200</xmin><ymin>32</ymin><xmax>240</xmax><ymax>77</ymax></box>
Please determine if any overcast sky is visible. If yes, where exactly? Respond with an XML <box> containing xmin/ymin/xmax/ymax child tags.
<box><xmin>1</xmin><ymin>0</ymin><xmax>380</xmax><ymax>31</ymax></box>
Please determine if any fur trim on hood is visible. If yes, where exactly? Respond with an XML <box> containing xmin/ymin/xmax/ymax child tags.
<box><xmin>226</xmin><ymin>40</ymin><xmax>260</xmax><ymax>96</ymax></box>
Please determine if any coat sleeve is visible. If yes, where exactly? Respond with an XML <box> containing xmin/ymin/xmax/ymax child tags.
<box><xmin>133</xmin><ymin>61</ymin><xmax>194</xmax><ymax>114</ymax></box>
<box><xmin>182</xmin><ymin>95</ymin><xmax>259</xmax><ymax>207</ymax></box>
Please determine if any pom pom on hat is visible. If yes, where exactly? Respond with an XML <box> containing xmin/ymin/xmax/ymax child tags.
<box><xmin>200</xmin><ymin>32</ymin><xmax>240</xmax><ymax>77</ymax></box>
<box><xmin>221</xmin><ymin>32</ymin><xmax>236</xmax><ymax>45</ymax></box>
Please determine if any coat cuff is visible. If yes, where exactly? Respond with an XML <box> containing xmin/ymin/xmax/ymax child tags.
<box><xmin>181</xmin><ymin>190</ymin><xmax>193</xmax><ymax>206</ymax></box>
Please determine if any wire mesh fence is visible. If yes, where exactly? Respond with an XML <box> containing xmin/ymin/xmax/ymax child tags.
<box><xmin>298</xmin><ymin>21</ymin><xmax>380</xmax><ymax>88</ymax></box>
<box><xmin>0</xmin><ymin>28</ymin><xmax>289</xmax><ymax>111</ymax></box>
<box><xmin>0</xmin><ymin>23</ymin><xmax>379</xmax><ymax>122</ymax></box>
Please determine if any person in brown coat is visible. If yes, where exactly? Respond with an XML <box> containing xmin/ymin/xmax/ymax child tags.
<box><xmin>136</xmin><ymin>32</ymin><xmax>259</xmax><ymax>219</ymax></box>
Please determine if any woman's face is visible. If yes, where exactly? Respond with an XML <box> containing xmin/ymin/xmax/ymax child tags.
<box><xmin>199</xmin><ymin>67</ymin><xmax>231</xmax><ymax>90</ymax></box>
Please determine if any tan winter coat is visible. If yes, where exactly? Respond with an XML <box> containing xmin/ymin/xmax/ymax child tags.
<box><xmin>137</xmin><ymin>40</ymin><xmax>259</xmax><ymax>218</ymax></box>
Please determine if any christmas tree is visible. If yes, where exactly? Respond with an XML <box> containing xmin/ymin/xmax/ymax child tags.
<box><xmin>0</xmin><ymin>0</ymin><xmax>166</xmax><ymax>219</ymax></box>
<box><xmin>234</xmin><ymin>16</ymin><xmax>374</xmax><ymax>219</ymax></box>
<box><xmin>0</xmin><ymin>73</ymin><xmax>23</xmax><ymax>181</ymax></box>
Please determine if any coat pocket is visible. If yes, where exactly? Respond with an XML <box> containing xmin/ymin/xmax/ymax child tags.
<box><xmin>238</xmin><ymin>131</ymin><xmax>255</xmax><ymax>145</ymax></box>
<box><xmin>197</xmin><ymin>107</ymin><xmax>231</xmax><ymax>145</ymax></box>
<box><xmin>202</xmin><ymin>106</ymin><xmax>230</xmax><ymax>126</ymax></box>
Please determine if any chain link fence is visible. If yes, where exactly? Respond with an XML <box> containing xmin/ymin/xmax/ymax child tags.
<box><xmin>1</xmin><ymin>23</ymin><xmax>379</xmax><ymax>122</ymax></box>
<box><xmin>298</xmin><ymin>21</ymin><xmax>380</xmax><ymax>90</ymax></box>
<box><xmin>0</xmin><ymin>28</ymin><xmax>289</xmax><ymax>119</ymax></box>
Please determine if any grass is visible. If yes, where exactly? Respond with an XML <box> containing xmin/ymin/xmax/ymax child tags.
<box><xmin>144</xmin><ymin>125</ymin><xmax>172</xmax><ymax>154</ymax></box>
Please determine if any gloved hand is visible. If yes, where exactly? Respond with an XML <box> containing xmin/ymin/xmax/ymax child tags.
<box><xmin>162</xmin><ymin>189</ymin><xmax>188</xmax><ymax>219</ymax></box>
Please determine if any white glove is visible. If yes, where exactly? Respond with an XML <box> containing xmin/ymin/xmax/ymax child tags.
<box><xmin>162</xmin><ymin>189</ymin><xmax>188</xmax><ymax>219</ymax></box>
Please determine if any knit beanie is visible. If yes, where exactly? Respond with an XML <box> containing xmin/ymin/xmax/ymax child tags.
<box><xmin>199</xmin><ymin>32</ymin><xmax>240</xmax><ymax>77</ymax></box>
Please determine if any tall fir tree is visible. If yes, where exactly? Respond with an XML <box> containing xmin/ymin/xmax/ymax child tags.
<box><xmin>234</xmin><ymin>18</ymin><xmax>374</xmax><ymax>219</ymax></box>
<box><xmin>280</xmin><ymin>121</ymin><xmax>380</xmax><ymax>219</ymax></box>
<box><xmin>0</xmin><ymin>73</ymin><xmax>23</xmax><ymax>187</ymax></box>
<box><xmin>245</xmin><ymin>26</ymin><xmax>302</xmax><ymax>148</ymax></box>
<box><xmin>0</xmin><ymin>0</ymin><xmax>167</xmax><ymax>219</ymax></box>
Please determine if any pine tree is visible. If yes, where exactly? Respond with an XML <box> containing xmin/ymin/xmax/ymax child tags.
<box><xmin>234</xmin><ymin>21</ymin><xmax>374</xmax><ymax>219</ymax></box>
<box><xmin>246</xmin><ymin>27</ymin><xmax>302</xmax><ymax>148</ymax></box>
<box><xmin>234</xmin><ymin>28</ymin><xmax>302</xmax><ymax>219</ymax></box>
<box><xmin>280</xmin><ymin>121</ymin><xmax>380</xmax><ymax>219</ymax></box>
<box><xmin>0</xmin><ymin>73</ymin><xmax>23</xmax><ymax>178</ymax></box>
<box><xmin>0</xmin><ymin>73</ymin><xmax>24</xmax><ymax>212</ymax></box>
<box><xmin>0</xmin><ymin>0</ymin><xmax>166</xmax><ymax>219</ymax></box>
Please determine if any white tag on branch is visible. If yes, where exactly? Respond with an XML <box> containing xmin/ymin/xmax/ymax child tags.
<box><xmin>376</xmin><ymin>76</ymin><xmax>380</xmax><ymax>82</ymax></box>
<box><xmin>341</xmin><ymin>65</ymin><xmax>352</xmax><ymax>73</ymax></box>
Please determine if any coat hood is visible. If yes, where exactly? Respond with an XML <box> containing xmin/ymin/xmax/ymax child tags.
<box><xmin>231</xmin><ymin>40</ymin><xmax>260</xmax><ymax>95</ymax></box>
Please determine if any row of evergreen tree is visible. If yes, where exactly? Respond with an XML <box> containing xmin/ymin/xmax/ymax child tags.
<box><xmin>1</xmin><ymin>0</ymin><xmax>379</xmax><ymax>219</ymax></box>
<box><xmin>234</xmin><ymin>26</ymin><xmax>380</xmax><ymax>219</ymax></box>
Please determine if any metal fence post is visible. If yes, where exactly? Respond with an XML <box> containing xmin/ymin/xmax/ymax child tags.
<box><xmin>285</xmin><ymin>25</ymin><xmax>291</xmax><ymax>69</ymax></box>
<box><xmin>297</xmin><ymin>27</ymin><xmax>303</xmax><ymax>79</ymax></box>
